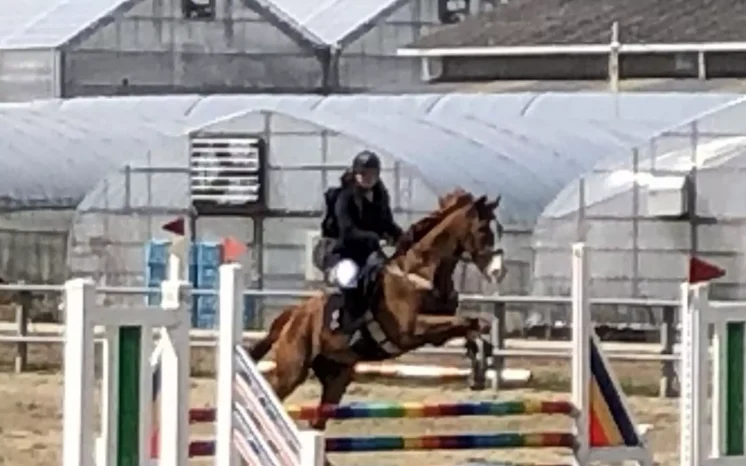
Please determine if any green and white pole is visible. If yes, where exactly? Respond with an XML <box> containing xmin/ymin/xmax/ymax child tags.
<box><xmin>100</xmin><ymin>310</ymin><xmax>154</xmax><ymax>466</ymax></box>
<box><xmin>62</xmin><ymin>275</ymin><xmax>191</xmax><ymax>466</ymax></box>
<box><xmin>714</xmin><ymin>320</ymin><xmax>745</xmax><ymax>455</ymax></box>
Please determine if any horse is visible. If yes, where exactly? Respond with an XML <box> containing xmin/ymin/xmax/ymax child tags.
<box><xmin>251</xmin><ymin>190</ymin><xmax>504</xmax><ymax>429</ymax></box>
<box><xmin>249</xmin><ymin>189</ymin><xmax>497</xmax><ymax>363</ymax></box>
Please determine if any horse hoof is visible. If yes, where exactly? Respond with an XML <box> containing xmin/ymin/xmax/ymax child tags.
<box><xmin>464</xmin><ymin>339</ymin><xmax>478</xmax><ymax>356</ymax></box>
<box><xmin>309</xmin><ymin>422</ymin><xmax>327</xmax><ymax>431</ymax></box>
<box><xmin>466</xmin><ymin>317</ymin><xmax>489</xmax><ymax>334</ymax></box>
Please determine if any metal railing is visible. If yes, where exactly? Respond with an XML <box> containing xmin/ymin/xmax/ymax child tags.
<box><xmin>0</xmin><ymin>282</ymin><xmax>681</xmax><ymax>396</ymax></box>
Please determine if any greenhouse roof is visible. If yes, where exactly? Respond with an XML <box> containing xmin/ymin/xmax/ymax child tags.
<box><xmin>0</xmin><ymin>106</ymin><xmax>173</xmax><ymax>208</ymax></box>
<box><xmin>541</xmin><ymin>95</ymin><xmax>746</xmax><ymax>219</ymax></box>
<box><xmin>0</xmin><ymin>93</ymin><xmax>740</xmax><ymax>223</ymax></box>
<box><xmin>0</xmin><ymin>0</ymin><xmax>132</xmax><ymax>49</ymax></box>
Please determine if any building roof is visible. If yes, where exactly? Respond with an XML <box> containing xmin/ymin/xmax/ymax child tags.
<box><xmin>0</xmin><ymin>0</ymin><xmax>420</xmax><ymax>52</ymax></box>
<box><xmin>415</xmin><ymin>79</ymin><xmax>746</xmax><ymax>94</ymax></box>
<box><xmin>408</xmin><ymin>0</ymin><xmax>746</xmax><ymax>49</ymax></box>
<box><xmin>0</xmin><ymin>0</ymin><xmax>137</xmax><ymax>49</ymax></box>
<box><xmin>264</xmin><ymin>0</ymin><xmax>411</xmax><ymax>47</ymax></box>
<box><xmin>0</xmin><ymin>93</ymin><xmax>736</xmax><ymax>223</ymax></box>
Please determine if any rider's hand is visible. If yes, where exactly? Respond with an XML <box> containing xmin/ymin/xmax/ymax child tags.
<box><xmin>382</xmin><ymin>234</ymin><xmax>397</xmax><ymax>247</ymax></box>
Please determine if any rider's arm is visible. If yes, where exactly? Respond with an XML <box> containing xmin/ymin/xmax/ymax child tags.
<box><xmin>335</xmin><ymin>189</ymin><xmax>380</xmax><ymax>245</ymax></box>
<box><xmin>379</xmin><ymin>185</ymin><xmax>404</xmax><ymax>242</ymax></box>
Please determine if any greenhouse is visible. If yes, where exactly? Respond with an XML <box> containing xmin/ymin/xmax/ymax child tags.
<box><xmin>0</xmin><ymin>92</ymin><xmax>742</xmax><ymax>310</ymax></box>
<box><xmin>534</xmin><ymin>95</ymin><xmax>746</xmax><ymax>300</ymax></box>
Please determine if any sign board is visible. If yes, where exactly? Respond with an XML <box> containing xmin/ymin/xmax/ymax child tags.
<box><xmin>189</xmin><ymin>134</ymin><xmax>266</xmax><ymax>216</ymax></box>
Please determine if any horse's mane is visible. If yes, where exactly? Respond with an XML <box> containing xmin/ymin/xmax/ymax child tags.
<box><xmin>392</xmin><ymin>189</ymin><xmax>472</xmax><ymax>259</ymax></box>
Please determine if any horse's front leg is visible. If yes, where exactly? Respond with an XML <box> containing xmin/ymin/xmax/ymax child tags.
<box><xmin>309</xmin><ymin>356</ymin><xmax>355</xmax><ymax>430</ymax></box>
<box><xmin>409</xmin><ymin>314</ymin><xmax>489</xmax><ymax>348</ymax></box>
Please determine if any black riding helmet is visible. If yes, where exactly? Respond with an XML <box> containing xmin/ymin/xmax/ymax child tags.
<box><xmin>352</xmin><ymin>150</ymin><xmax>381</xmax><ymax>174</ymax></box>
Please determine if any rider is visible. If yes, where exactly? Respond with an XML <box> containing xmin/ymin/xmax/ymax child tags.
<box><xmin>329</xmin><ymin>150</ymin><xmax>403</xmax><ymax>328</ymax></box>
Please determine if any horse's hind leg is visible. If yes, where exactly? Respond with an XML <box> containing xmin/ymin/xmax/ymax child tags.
<box><xmin>308</xmin><ymin>356</ymin><xmax>355</xmax><ymax>430</ymax></box>
<box><xmin>263</xmin><ymin>349</ymin><xmax>311</xmax><ymax>400</ymax></box>
<box><xmin>262</xmin><ymin>295</ymin><xmax>327</xmax><ymax>401</ymax></box>
<box><xmin>263</xmin><ymin>323</ymin><xmax>316</xmax><ymax>400</ymax></box>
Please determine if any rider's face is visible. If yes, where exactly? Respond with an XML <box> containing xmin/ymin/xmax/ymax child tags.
<box><xmin>355</xmin><ymin>169</ymin><xmax>379</xmax><ymax>189</ymax></box>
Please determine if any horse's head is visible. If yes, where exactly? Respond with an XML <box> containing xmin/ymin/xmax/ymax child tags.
<box><xmin>432</xmin><ymin>190</ymin><xmax>505</xmax><ymax>283</ymax></box>
<box><xmin>470</xmin><ymin>194</ymin><xmax>505</xmax><ymax>283</ymax></box>
<box><xmin>396</xmin><ymin>188</ymin><xmax>505</xmax><ymax>285</ymax></box>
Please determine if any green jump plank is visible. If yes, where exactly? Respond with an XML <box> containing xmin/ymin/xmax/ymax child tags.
<box><xmin>117</xmin><ymin>326</ymin><xmax>142</xmax><ymax>466</ymax></box>
<box><xmin>726</xmin><ymin>322</ymin><xmax>745</xmax><ymax>455</ymax></box>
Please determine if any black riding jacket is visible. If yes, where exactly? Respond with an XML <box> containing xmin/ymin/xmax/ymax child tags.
<box><xmin>333</xmin><ymin>182</ymin><xmax>403</xmax><ymax>265</ymax></box>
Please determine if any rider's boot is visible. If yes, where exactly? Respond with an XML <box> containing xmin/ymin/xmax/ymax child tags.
<box><xmin>340</xmin><ymin>287</ymin><xmax>363</xmax><ymax>334</ymax></box>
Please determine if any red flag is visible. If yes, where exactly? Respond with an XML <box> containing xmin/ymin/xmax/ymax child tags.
<box><xmin>222</xmin><ymin>236</ymin><xmax>247</xmax><ymax>263</ymax></box>
<box><xmin>162</xmin><ymin>217</ymin><xmax>185</xmax><ymax>236</ymax></box>
<box><xmin>689</xmin><ymin>256</ymin><xmax>725</xmax><ymax>284</ymax></box>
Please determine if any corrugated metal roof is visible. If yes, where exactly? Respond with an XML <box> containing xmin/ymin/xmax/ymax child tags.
<box><xmin>0</xmin><ymin>93</ymin><xmax>738</xmax><ymax>222</ymax></box>
<box><xmin>240</xmin><ymin>0</ymin><xmax>326</xmax><ymax>49</ymax></box>
<box><xmin>285</xmin><ymin>107</ymin><xmax>540</xmax><ymax>218</ymax></box>
<box><xmin>42</xmin><ymin>92</ymin><xmax>735</xmax><ymax>129</ymax></box>
<box><xmin>0</xmin><ymin>0</ymin><xmax>131</xmax><ymax>49</ymax></box>
<box><xmin>0</xmin><ymin>1</ymin><xmax>54</xmax><ymax>46</ymax></box>
<box><xmin>423</xmin><ymin>78</ymin><xmax>746</xmax><ymax>94</ymax></box>
<box><xmin>266</xmin><ymin>0</ymin><xmax>406</xmax><ymax>46</ymax></box>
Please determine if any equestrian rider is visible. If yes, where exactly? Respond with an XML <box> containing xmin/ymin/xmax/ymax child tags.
<box><xmin>329</xmin><ymin>150</ymin><xmax>403</xmax><ymax>327</ymax></box>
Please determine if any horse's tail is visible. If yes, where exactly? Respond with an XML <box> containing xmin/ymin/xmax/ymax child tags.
<box><xmin>248</xmin><ymin>307</ymin><xmax>293</xmax><ymax>361</ymax></box>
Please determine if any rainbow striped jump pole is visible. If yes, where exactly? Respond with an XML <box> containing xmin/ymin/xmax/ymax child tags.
<box><xmin>182</xmin><ymin>400</ymin><xmax>575</xmax><ymax>423</ymax></box>
<box><xmin>286</xmin><ymin>400</ymin><xmax>576</xmax><ymax>420</ymax></box>
<box><xmin>180</xmin><ymin>432</ymin><xmax>575</xmax><ymax>456</ymax></box>
<box><xmin>326</xmin><ymin>432</ymin><xmax>576</xmax><ymax>452</ymax></box>
<box><xmin>158</xmin><ymin>399</ymin><xmax>578</xmax><ymax>457</ymax></box>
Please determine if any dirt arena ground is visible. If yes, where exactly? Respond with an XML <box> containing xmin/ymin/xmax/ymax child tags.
<box><xmin>0</xmin><ymin>343</ymin><xmax>681</xmax><ymax>466</ymax></box>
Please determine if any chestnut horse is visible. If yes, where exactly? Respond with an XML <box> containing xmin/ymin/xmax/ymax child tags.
<box><xmin>249</xmin><ymin>189</ymin><xmax>494</xmax><ymax>364</ymax></box>
<box><xmin>250</xmin><ymin>190</ymin><xmax>504</xmax><ymax>428</ymax></box>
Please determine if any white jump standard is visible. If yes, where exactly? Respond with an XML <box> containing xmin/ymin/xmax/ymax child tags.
<box><xmin>62</xmin><ymin>277</ymin><xmax>192</xmax><ymax>466</ymax></box>
<box><xmin>678</xmin><ymin>255</ymin><xmax>746</xmax><ymax>466</ymax></box>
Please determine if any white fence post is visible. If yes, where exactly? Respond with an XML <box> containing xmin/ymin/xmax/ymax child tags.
<box><xmin>100</xmin><ymin>325</ymin><xmax>119</xmax><ymax>466</ymax></box>
<box><xmin>571</xmin><ymin>243</ymin><xmax>590</xmax><ymax>466</ymax></box>
<box><xmin>62</xmin><ymin>279</ymin><xmax>97</xmax><ymax>466</ymax></box>
<box><xmin>159</xmin><ymin>278</ymin><xmax>191</xmax><ymax>466</ymax></box>
<box><xmin>216</xmin><ymin>262</ymin><xmax>242</xmax><ymax>466</ymax></box>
